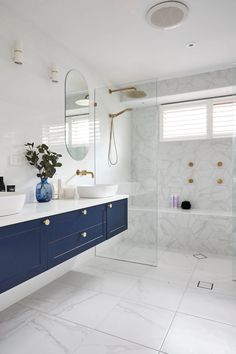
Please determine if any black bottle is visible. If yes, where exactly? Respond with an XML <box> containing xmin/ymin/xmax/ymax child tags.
<box><xmin>0</xmin><ymin>177</ymin><xmax>6</xmax><ymax>191</ymax></box>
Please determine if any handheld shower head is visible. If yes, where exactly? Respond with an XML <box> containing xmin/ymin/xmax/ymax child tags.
<box><xmin>109</xmin><ymin>108</ymin><xmax>132</xmax><ymax>119</ymax></box>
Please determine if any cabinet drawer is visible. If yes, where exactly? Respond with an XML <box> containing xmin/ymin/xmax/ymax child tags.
<box><xmin>48</xmin><ymin>223</ymin><xmax>106</xmax><ymax>268</ymax></box>
<box><xmin>49</xmin><ymin>204</ymin><xmax>106</xmax><ymax>242</ymax></box>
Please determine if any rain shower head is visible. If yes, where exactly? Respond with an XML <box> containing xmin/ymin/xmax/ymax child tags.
<box><xmin>109</xmin><ymin>108</ymin><xmax>132</xmax><ymax>119</ymax></box>
<box><xmin>109</xmin><ymin>86</ymin><xmax>146</xmax><ymax>99</ymax></box>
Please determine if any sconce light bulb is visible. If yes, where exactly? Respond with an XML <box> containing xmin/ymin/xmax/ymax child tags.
<box><xmin>14</xmin><ymin>40</ymin><xmax>23</xmax><ymax>65</ymax></box>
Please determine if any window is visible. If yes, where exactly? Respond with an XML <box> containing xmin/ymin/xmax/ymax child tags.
<box><xmin>160</xmin><ymin>96</ymin><xmax>236</xmax><ymax>142</ymax></box>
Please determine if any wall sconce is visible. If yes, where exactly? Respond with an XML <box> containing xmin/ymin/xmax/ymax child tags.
<box><xmin>50</xmin><ymin>64</ymin><xmax>59</xmax><ymax>83</ymax></box>
<box><xmin>13</xmin><ymin>40</ymin><xmax>23</xmax><ymax>64</ymax></box>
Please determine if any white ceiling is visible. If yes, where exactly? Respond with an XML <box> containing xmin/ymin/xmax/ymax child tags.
<box><xmin>3</xmin><ymin>0</ymin><xmax>236</xmax><ymax>84</ymax></box>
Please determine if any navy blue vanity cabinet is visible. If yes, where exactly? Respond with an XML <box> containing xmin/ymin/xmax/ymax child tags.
<box><xmin>106</xmin><ymin>198</ymin><xmax>128</xmax><ymax>239</ymax></box>
<box><xmin>47</xmin><ymin>204</ymin><xmax>106</xmax><ymax>268</ymax></box>
<box><xmin>0</xmin><ymin>219</ymin><xmax>48</xmax><ymax>294</ymax></box>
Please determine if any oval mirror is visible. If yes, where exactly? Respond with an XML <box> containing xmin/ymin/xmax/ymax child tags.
<box><xmin>65</xmin><ymin>70</ymin><xmax>90</xmax><ymax>160</ymax></box>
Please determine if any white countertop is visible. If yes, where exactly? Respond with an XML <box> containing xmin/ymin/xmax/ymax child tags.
<box><xmin>0</xmin><ymin>195</ymin><xmax>128</xmax><ymax>228</ymax></box>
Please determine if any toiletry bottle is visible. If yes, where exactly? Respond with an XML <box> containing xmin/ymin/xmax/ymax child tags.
<box><xmin>170</xmin><ymin>195</ymin><xmax>174</xmax><ymax>208</ymax></box>
<box><xmin>0</xmin><ymin>177</ymin><xmax>6</xmax><ymax>191</ymax></box>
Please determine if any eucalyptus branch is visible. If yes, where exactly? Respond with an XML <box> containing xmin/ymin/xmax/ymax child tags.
<box><xmin>25</xmin><ymin>143</ymin><xmax>62</xmax><ymax>179</ymax></box>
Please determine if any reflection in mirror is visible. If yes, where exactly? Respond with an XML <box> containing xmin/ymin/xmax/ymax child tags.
<box><xmin>65</xmin><ymin>70</ymin><xmax>90</xmax><ymax>160</ymax></box>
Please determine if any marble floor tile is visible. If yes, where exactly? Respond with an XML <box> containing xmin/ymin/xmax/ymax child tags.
<box><xmin>195</xmin><ymin>255</ymin><xmax>232</xmax><ymax>275</ymax></box>
<box><xmin>20</xmin><ymin>279</ymin><xmax>78</xmax><ymax>313</ymax></box>
<box><xmin>189</xmin><ymin>269</ymin><xmax>236</xmax><ymax>296</ymax></box>
<box><xmin>74</xmin><ymin>330</ymin><xmax>160</xmax><ymax>354</ymax></box>
<box><xmin>143</xmin><ymin>264</ymin><xmax>193</xmax><ymax>286</ymax></box>
<box><xmin>79</xmin><ymin>254</ymin><xmax>151</xmax><ymax>278</ymax></box>
<box><xmin>0</xmin><ymin>313</ymin><xmax>91</xmax><ymax>354</ymax></box>
<box><xmin>0</xmin><ymin>303</ymin><xmax>37</xmax><ymax>340</ymax></box>
<box><xmin>124</xmin><ymin>246</ymin><xmax>157</xmax><ymax>266</ymax></box>
<box><xmin>159</xmin><ymin>250</ymin><xmax>198</xmax><ymax>270</ymax></box>
<box><xmin>98</xmin><ymin>299</ymin><xmax>174</xmax><ymax>351</ymax></box>
<box><xmin>52</xmin><ymin>289</ymin><xmax>121</xmax><ymax>329</ymax></box>
<box><xmin>123</xmin><ymin>277</ymin><xmax>185</xmax><ymax>311</ymax></box>
<box><xmin>162</xmin><ymin>313</ymin><xmax>236</xmax><ymax>354</ymax></box>
<box><xmin>58</xmin><ymin>267</ymin><xmax>138</xmax><ymax>296</ymax></box>
<box><xmin>179</xmin><ymin>288</ymin><xmax>236</xmax><ymax>326</ymax></box>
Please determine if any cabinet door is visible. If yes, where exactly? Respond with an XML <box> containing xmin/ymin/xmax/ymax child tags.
<box><xmin>107</xmin><ymin>199</ymin><xmax>128</xmax><ymax>239</ymax></box>
<box><xmin>0</xmin><ymin>219</ymin><xmax>48</xmax><ymax>293</ymax></box>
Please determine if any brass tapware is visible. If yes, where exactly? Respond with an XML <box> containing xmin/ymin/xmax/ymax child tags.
<box><xmin>188</xmin><ymin>162</ymin><xmax>194</xmax><ymax>167</ymax></box>
<box><xmin>217</xmin><ymin>178</ymin><xmax>223</xmax><ymax>184</ymax></box>
<box><xmin>108</xmin><ymin>86</ymin><xmax>147</xmax><ymax>98</ymax></box>
<box><xmin>43</xmin><ymin>219</ymin><xmax>50</xmax><ymax>226</ymax></box>
<box><xmin>188</xmin><ymin>178</ymin><xmax>194</xmax><ymax>184</ymax></box>
<box><xmin>109</xmin><ymin>86</ymin><xmax>136</xmax><ymax>94</ymax></box>
<box><xmin>217</xmin><ymin>161</ymin><xmax>223</xmax><ymax>167</ymax></box>
<box><xmin>109</xmin><ymin>108</ymin><xmax>133</xmax><ymax>119</ymax></box>
<box><xmin>76</xmin><ymin>169</ymin><xmax>94</xmax><ymax>178</ymax></box>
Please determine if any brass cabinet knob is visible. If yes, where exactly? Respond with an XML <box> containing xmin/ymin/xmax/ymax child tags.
<box><xmin>217</xmin><ymin>178</ymin><xmax>223</xmax><ymax>184</ymax></box>
<box><xmin>188</xmin><ymin>178</ymin><xmax>194</xmax><ymax>184</ymax></box>
<box><xmin>188</xmin><ymin>162</ymin><xmax>194</xmax><ymax>167</ymax></box>
<box><xmin>43</xmin><ymin>219</ymin><xmax>50</xmax><ymax>226</ymax></box>
<box><xmin>82</xmin><ymin>209</ymin><xmax>88</xmax><ymax>215</ymax></box>
<box><xmin>217</xmin><ymin>161</ymin><xmax>223</xmax><ymax>167</ymax></box>
<box><xmin>80</xmin><ymin>231</ymin><xmax>87</xmax><ymax>238</ymax></box>
<box><xmin>108</xmin><ymin>203</ymin><xmax>113</xmax><ymax>209</ymax></box>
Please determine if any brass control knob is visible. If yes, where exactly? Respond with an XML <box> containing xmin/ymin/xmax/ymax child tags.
<box><xmin>217</xmin><ymin>178</ymin><xmax>223</xmax><ymax>185</ymax></box>
<box><xmin>80</xmin><ymin>231</ymin><xmax>87</xmax><ymax>238</ymax></box>
<box><xmin>108</xmin><ymin>203</ymin><xmax>113</xmax><ymax>208</ymax></box>
<box><xmin>82</xmin><ymin>209</ymin><xmax>88</xmax><ymax>215</ymax></box>
<box><xmin>43</xmin><ymin>219</ymin><xmax>50</xmax><ymax>226</ymax></box>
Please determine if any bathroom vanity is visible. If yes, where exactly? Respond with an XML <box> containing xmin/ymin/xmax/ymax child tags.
<box><xmin>0</xmin><ymin>196</ymin><xmax>128</xmax><ymax>294</ymax></box>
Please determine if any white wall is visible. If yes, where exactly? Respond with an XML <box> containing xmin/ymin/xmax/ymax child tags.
<box><xmin>0</xmin><ymin>3</ymin><xmax>103</xmax><ymax>201</ymax></box>
<box><xmin>0</xmin><ymin>4</ymin><xmax>103</xmax><ymax>310</ymax></box>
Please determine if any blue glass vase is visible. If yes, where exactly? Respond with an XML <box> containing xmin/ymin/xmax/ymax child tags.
<box><xmin>36</xmin><ymin>178</ymin><xmax>52</xmax><ymax>202</ymax></box>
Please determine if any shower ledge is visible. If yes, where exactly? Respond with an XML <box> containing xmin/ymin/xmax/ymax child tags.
<box><xmin>129</xmin><ymin>206</ymin><xmax>232</xmax><ymax>218</ymax></box>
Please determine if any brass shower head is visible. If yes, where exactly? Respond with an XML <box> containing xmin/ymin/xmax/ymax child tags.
<box><xmin>109</xmin><ymin>108</ymin><xmax>132</xmax><ymax>118</ymax></box>
<box><xmin>109</xmin><ymin>86</ymin><xmax>146</xmax><ymax>99</ymax></box>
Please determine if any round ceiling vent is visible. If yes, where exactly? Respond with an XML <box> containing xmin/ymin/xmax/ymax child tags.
<box><xmin>146</xmin><ymin>1</ymin><xmax>189</xmax><ymax>30</ymax></box>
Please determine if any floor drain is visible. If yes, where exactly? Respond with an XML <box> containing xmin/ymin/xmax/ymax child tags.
<box><xmin>197</xmin><ymin>281</ymin><xmax>214</xmax><ymax>290</ymax></box>
<box><xmin>193</xmin><ymin>253</ymin><xmax>208</xmax><ymax>259</ymax></box>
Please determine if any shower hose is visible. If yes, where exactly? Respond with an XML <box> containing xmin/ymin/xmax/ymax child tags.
<box><xmin>108</xmin><ymin>116</ymin><xmax>118</xmax><ymax>166</ymax></box>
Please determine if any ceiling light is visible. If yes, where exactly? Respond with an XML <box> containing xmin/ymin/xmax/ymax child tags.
<box><xmin>146</xmin><ymin>1</ymin><xmax>189</xmax><ymax>30</ymax></box>
<box><xmin>75</xmin><ymin>94</ymin><xmax>89</xmax><ymax>106</ymax></box>
<box><xmin>185</xmin><ymin>42</ymin><xmax>196</xmax><ymax>48</ymax></box>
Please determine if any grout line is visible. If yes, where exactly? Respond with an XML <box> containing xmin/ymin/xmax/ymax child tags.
<box><xmin>51</xmin><ymin>312</ymin><xmax>161</xmax><ymax>353</ymax></box>
<box><xmin>159</xmin><ymin>257</ymin><xmax>200</xmax><ymax>351</ymax></box>
<box><xmin>177</xmin><ymin>310</ymin><xmax>236</xmax><ymax>329</ymax></box>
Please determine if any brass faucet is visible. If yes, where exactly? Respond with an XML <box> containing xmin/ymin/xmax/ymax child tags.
<box><xmin>76</xmin><ymin>169</ymin><xmax>95</xmax><ymax>178</ymax></box>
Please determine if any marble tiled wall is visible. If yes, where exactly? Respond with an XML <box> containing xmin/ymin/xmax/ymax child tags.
<box><xmin>158</xmin><ymin>138</ymin><xmax>232</xmax><ymax>211</ymax></box>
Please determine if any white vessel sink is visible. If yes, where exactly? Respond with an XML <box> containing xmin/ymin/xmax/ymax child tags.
<box><xmin>77</xmin><ymin>184</ymin><xmax>118</xmax><ymax>198</ymax></box>
<box><xmin>0</xmin><ymin>192</ymin><xmax>26</xmax><ymax>216</ymax></box>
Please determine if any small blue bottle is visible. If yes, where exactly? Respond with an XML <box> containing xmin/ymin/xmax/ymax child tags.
<box><xmin>36</xmin><ymin>178</ymin><xmax>52</xmax><ymax>202</ymax></box>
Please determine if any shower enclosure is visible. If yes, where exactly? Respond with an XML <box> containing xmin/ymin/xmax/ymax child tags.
<box><xmin>94</xmin><ymin>81</ymin><xmax>159</xmax><ymax>266</ymax></box>
<box><xmin>94</xmin><ymin>68</ymin><xmax>236</xmax><ymax>274</ymax></box>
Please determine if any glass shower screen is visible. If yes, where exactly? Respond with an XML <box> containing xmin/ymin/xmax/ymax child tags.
<box><xmin>94</xmin><ymin>80</ymin><xmax>158</xmax><ymax>266</ymax></box>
